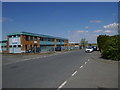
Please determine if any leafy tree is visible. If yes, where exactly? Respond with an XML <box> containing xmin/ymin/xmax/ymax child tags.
<box><xmin>97</xmin><ymin>35</ymin><xmax>109</xmax><ymax>52</ymax></box>
<box><xmin>97</xmin><ymin>35</ymin><xmax>120</xmax><ymax>61</ymax></box>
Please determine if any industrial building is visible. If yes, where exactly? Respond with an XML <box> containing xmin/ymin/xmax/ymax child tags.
<box><xmin>0</xmin><ymin>40</ymin><xmax>8</xmax><ymax>53</ymax></box>
<box><xmin>0</xmin><ymin>32</ymin><xmax>69</xmax><ymax>53</ymax></box>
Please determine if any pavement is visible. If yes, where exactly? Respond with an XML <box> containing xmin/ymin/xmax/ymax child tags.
<box><xmin>2</xmin><ymin>49</ymin><xmax>119</xmax><ymax>89</ymax></box>
<box><xmin>2</xmin><ymin>51</ymin><xmax>71</xmax><ymax>65</ymax></box>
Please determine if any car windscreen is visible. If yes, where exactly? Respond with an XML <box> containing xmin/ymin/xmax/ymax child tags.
<box><xmin>87</xmin><ymin>47</ymin><xmax>92</xmax><ymax>49</ymax></box>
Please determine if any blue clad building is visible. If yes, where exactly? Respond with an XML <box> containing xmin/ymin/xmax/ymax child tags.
<box><xmin>5</xmin><ymin>32</ymin><xmax>69</xmax><ymax>53</ymax></box>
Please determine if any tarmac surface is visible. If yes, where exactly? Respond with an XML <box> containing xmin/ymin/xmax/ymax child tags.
<box><xmin>2</xmin><ymin>49</ymin><xmax>119</xmax><ymax>89</ymax></box>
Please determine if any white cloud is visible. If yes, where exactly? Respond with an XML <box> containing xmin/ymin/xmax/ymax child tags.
<box><xmin>84</xmin><ymin>26</ymin><xmax>89</xmax><ymax>29</ymax></box>
<box><xmin>103</xmin><ymin>23</ymin><xmax>118</xmax><ymax>29</ymax></box>
<box><xmin>103</xmin><ymin>23</ymin><xmax>119</xmax><ymax>34</ymax></box>
<box><xmin>104</xmin><ymin>30</ymin><xmax>112</xmax><ymax>33</ymax></box>
<box><xmin>90</xmin><ymin>20</ymin><xmax>102</xmax><ymax>23</ymax></box>
<box><xmin>68</xmin><ymin>23</ymin><xmax>119</xmax><ymax>43</ymax></box>
<box><xmin>77</xmin><ymin>30</ymin><xmax>88</xmax><ymax>33</ymax></box>
<box><xmin>69</xmin><ymin>30</ymin><xmax>97</xmax><ymax>43</ymax></box>
<box><xmin>94</xmin><ymin>29</ymin><xmax>103</xmax><ymax>33</ymax></box>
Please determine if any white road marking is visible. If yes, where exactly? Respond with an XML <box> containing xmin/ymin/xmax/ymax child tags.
<box><xmin>80</xmin><ymin>65</ymin><xmax>83</xmax><ymax>69</ymax></box>
<box><xmin>85</xmin><ymin>62</ymin><xmax>87</xmax><ymax>64</ymax></box>
<box><xmin>57</xmin><ymin>81</ymin><xmax>67</xmax><ymax>90</ymax></box>
<box><xmin>24</xmin><ymin>59</ymin><xmax>30</xmax><ymax>60</ymax></box>
<box><xmin>72</xmin><ymin>71</ymin><xmax>77</xmax><ymax>76</ymax></box>
<box><xmin>88</xmin><ymin>59</ymin><xmax>90</xmax><ymax>61</ymax></box>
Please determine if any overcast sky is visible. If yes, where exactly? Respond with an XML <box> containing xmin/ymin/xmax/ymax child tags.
<box><xmin>2</xmin><ymin>2</ymin><xmax>118</xmax><ymax>43</ymax></box>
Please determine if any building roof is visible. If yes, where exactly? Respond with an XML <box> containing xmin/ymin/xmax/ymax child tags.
<box><xmin>7</xmin><ymin>32</ymin><xmax>68</xmax><ymax>40</ymax></box>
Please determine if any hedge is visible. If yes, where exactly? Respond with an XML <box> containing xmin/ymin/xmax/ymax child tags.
<box><xmin>97</xmin><ymin>35</ymin><xmax>120</xmax><ymax>61</ymax></box>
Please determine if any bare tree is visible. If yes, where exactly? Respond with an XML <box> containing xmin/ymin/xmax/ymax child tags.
<box><xmin>80</xmin><ymin>38</ymin><xmax>88</xmax><ymax>48</ymax></box>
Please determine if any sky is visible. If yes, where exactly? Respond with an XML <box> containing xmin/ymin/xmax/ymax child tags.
<box><xmin>2</xmin><ymin>2</ymin><xmax>118</xmax><ymax>43</ymax></box>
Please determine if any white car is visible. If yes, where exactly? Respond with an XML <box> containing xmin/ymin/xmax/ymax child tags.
<box><xmin>85</xmin><ymin>46</ymin><xmax>93</xmax><ymax>53</ymax></box>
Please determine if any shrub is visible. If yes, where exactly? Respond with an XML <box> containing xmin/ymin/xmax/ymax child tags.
<box><xmin>97</xmin><ymin>35</ymin><xmax>120</xmax><ymax>61</ymax></box>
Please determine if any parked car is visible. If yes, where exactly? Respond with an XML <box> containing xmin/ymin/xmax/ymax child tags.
<box><xmin>25</xmin><ymin>50</ymin><xmax>32</xmax><ymax>53</ymax></box>
<box><xmin>92</xmin><ymin>46</ymin><xmax>97</xmax><ymax>51</ymax></box>
<box><xmin>55</xmin><ymin>46</ymin><xmax>61</xmax><ymax>51</ymax></box>
<box><xmin>85</xmin><ymin>46</ymin><xmax>93</xmax><ymax>53</ymax></box>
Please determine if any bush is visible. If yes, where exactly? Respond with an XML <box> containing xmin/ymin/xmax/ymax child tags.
<box><xmin>97</xmin><ymin>35</ymin><xmax>120</xmax><ymax>61</ymax></box>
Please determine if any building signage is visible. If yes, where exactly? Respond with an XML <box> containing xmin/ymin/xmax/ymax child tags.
<box><xmin>34</xmin><ymin>41</ymin><xmax>37</xmax><ymax>43</ymax></box>
<box><xmin>75</xmin><ymin>45</ymin><xmax>79</xmax><ymax>47</ymax></box>
<box><xmin>12</xmin><ymin>38</ymin><xmax>18</xmax><ymax>44</ymax></box>
<box><xmin>21</xmin><ymin>50</ymin><xmax>25</xmax><ymax>53</ymax></box>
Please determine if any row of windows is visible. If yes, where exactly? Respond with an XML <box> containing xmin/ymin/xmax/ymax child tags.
<box><xmin>25</xmin><ymin>36</ymin><xmax>65</xmax><ymax>42</ymax></box>
<box><xmin>1</xmin><ymin>46</ymin><xmax>7</xmax><ymax>48</ymax></box>
<box><xmin>9</xmin><ymin>35</ymin><xmax>65</xmax><ymax>42</ymax></box>
<box><xmin>9</xmin><ymin>45</ymin><xmax>21</xmax><ymax>47</ymax></box>
<box><xmin>9</xmin><ymin>35</ymin><xmax>20</xmax><ymax>38</ymax></box>
<box><xmin>25</xmin><ymin>36</ymin><xmax>38</xmax><ymax>41</ymax></box>
<box><xmin>41</xmin><ymin>38</ymin><xmax>55</xmax><ymax>41</ymax></box>
<box><xmin>56</xmin><ymin>40</ymin><xmax>64</xmax><ymax>42</ymax></box>
<box><xmin>25</xmin><ymin>45</ymin><xmax>38</xmax><ymax>50</ymax></box>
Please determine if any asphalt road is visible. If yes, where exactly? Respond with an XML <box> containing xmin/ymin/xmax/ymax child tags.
<box><xmin>2</xmin><ymin>49</ymin><xmax>118</xmax><ymax>89</ymax></box>
<box><xmin>3</xmin><ymin>49</ymin><xmax>90</xmax><ymax>88</ymax></box>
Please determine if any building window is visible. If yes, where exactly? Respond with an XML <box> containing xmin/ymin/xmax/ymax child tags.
<box><xmin>3</xmin><ymin>46</ymin><xmax>7</xmax><ymax>48</ymax></box>
<box><xmin>9</xmin><ymin>45</ymin><xmax>12</xmax><ymax>47</ymax></box>
<box><xmin>30</xmin><ymin>36</ymin><xmax>33</xmax><ymax>40</ymax></box>
<box><xmin>25</xmin><ymin>45</ymin><xmax>27</xmax><ymax>50</ymax></box>
<box><xmin>52</xmin><ymin>39</ymin><xmax>54</xmax><ymax>41</ymax></box>
<box><xmin>61</xmin><ymin>40</ymin><xmax>64</xmax><ymax>42</ymax></box>
<box><xmin>30</xmin><ymin>45</ymin><xmax>32</xmax><ymax>49</ymax></box>
<box><xmin>40</xmin><ymin>37</ymin><xmax>44</xmax><ymax>41</ymax></box>
<box><xmin>13</xmin><ymin>45</ymin><xmax>16</xmax><ymax>47</ymax></box>
<box><xmin>34</xmin><ymin>37</ymin><xmax>37</xmax><ymax>41</ymax></box>
<box><xmin>12</xmin><ymin>35</ymin><xmax>16</xmax><ymax>37</ymax></box>
<box><xmin>16</xmin><ymin>35</ymin><xmax>20</xmax><ymax>37</ymax></box>
<box><xmin>57</xmin><ymin>40</ymin><xmax>60</xmax><ymax>42</ymax></box>
<box><xmin>9</xmin><ymin>36</ymin><xmax>12</xmax><ymax>38</ymax></box>
<box><xmin>25</xmin><ymin>36</ymin><xmax>29</xmax><ymax>41</ymax></box>
<box><xmin>46</xmin><ymin>38</ymin><xmax>51</xmax><ymax>41</ymax></box>
<box><xmin>18</xmin><ymin>45</ymin><xmax>21</xmax><ymax>47</ymax></box>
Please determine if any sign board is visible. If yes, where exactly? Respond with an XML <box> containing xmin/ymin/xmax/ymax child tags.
<box><xmin>12</xmin><ymin>38</ymin><xmax>18</xmax><ymax>42</ymax></box>
<box><xmin>12</xmin><ymin>38</ymin><xmax>18</xmax><ymax>44</ymax></box>
<box><xmin>34</xmin><ymin>41</ymin><xmax>37</xmax><ymax>43</ymax></box>
<box><xmin>75</xmin><ymin>45</ymin><xmax>79</xmax><ymax>47</ymax></box>
<box><xmin>21</xmin><ymin>50</ymin><xmax>25</xmax><ymax>53</ymax></box>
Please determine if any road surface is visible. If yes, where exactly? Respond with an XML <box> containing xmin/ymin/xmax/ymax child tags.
<box><xmin>2</xmin><ymin>49</ymin><xmax>118</xmax><ymax>88</ymax></box>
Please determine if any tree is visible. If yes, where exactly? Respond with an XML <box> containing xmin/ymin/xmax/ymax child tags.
<box><xmin>97</xmin><ymin>35</ymin><xmax>120</xmax><ymax>61</ymax></box>
<box><xmin>80</xmin><ymin>38</ymin><xmax>88</xmax><ymax>48</ymax></box>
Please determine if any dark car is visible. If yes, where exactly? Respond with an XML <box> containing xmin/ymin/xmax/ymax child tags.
<box><xmin>25</xmin><ymin>50</ymin><xmax>32</xmax><ymax>53</ymax></box>
<box><xmin>92</xmin><ymin>46</ymin><xmax>97</xmax><ymax>51</ymax></box>
<box><xmin>55</xmin><ymin>47</ymin><xmax>61</xmax><ymax>51</ymax></box>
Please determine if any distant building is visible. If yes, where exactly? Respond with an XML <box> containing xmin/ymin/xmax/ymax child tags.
<box><xmin>69</xmin><ymin>42</ymin><xmax>81</xmax><ymax>50</ymax></box>
<box><xmin>0</xmin><ymin>40</ymin><xmax>8</xmax><ymax>53</ymax></box>
<box><xmin>1</xmin><ymin>32</ymin><xmax>69</xmax><ymax>53</ymax></box>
